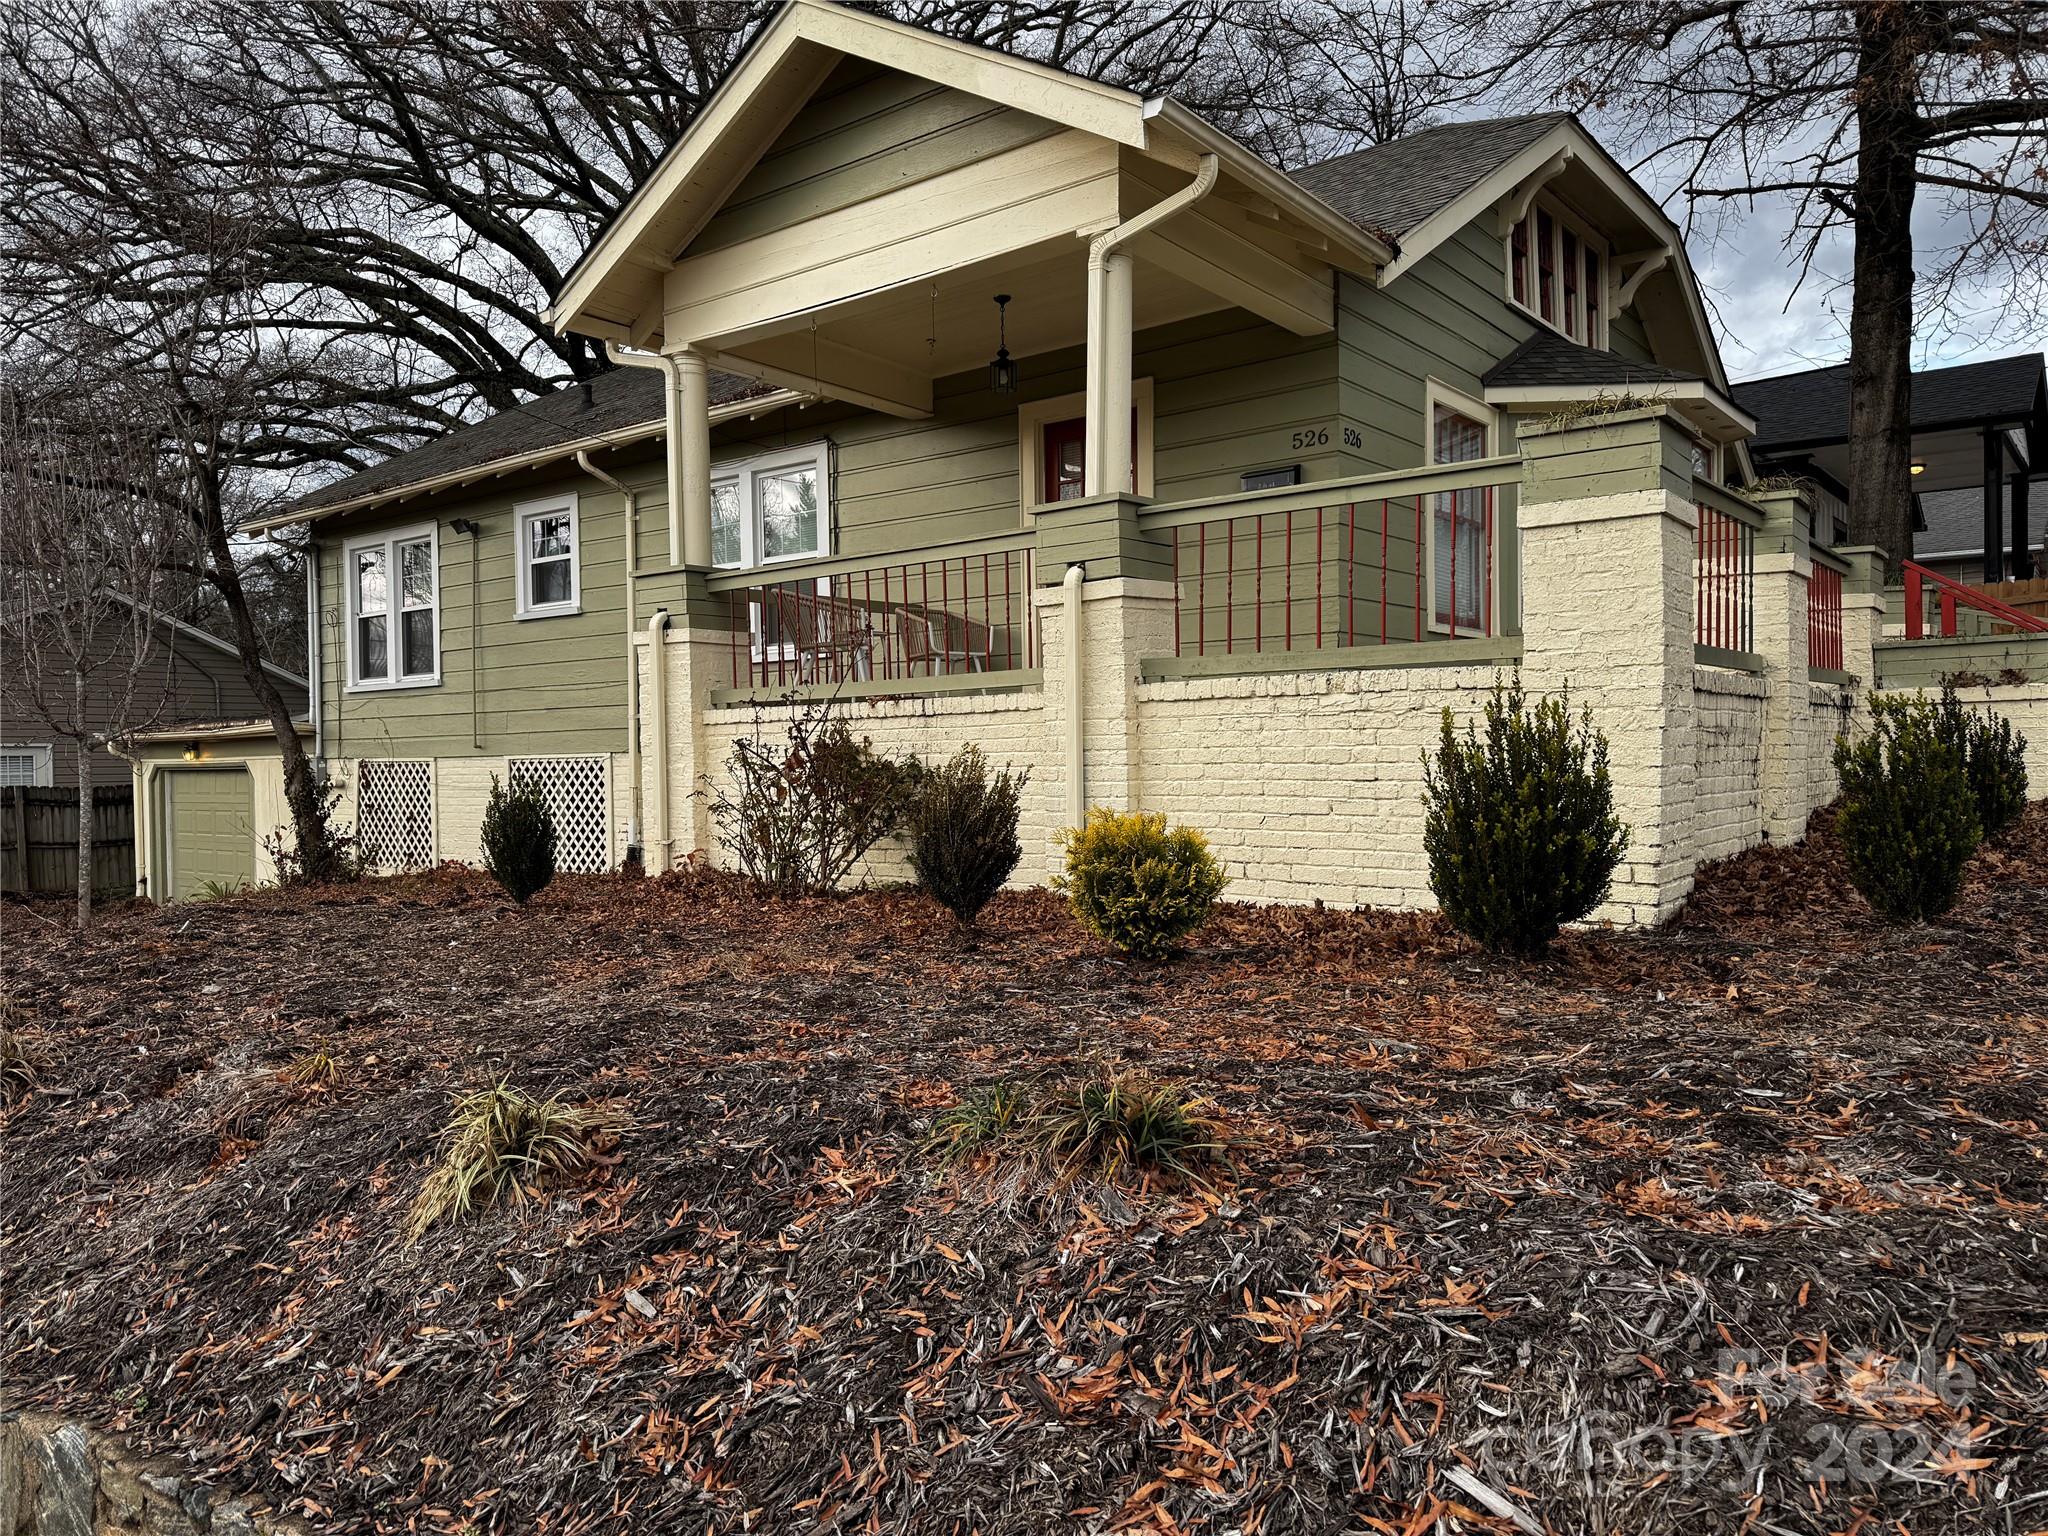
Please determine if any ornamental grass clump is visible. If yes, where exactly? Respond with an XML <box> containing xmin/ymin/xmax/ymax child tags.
<box><xmin>481</xmin><ymin>775</ymin><xmax>557</xmax><ymax>905</ymax></box>
<box><xmin>921</xmin><ymin>1080</ymin><xmax>1027</xmax><ymax>1163</ymax></box>
<box><xmin>1057</xmin><ymin>808</ymin><xmax>1226</xmax><ymax>959</ymax></box>
<box><xmin>906</xmin><ymin>746</ymin><xmax>1027</xmax><ymax>926</ymax></box>
<box><xmin>1422</xmin><ymin>678</ymin><xmax>1630</xmax><ymax>956</ymax></box>
<box><xmin>1932</xmin><ymin>684</ymin><xmax>2029</xmax><ymax>843</ymax></box>
<box><xmin>1030</xmin><ymin>1070</ymin><xmax>1223</xmax><ymax>1184</ymax></box>
<box><xmin>407</xmin><ymin>1081</ymin><xmax>629</xmax><ymax>1241</ymax></box>
<box><xmin>1</xmin><ymin>1023</ymin><xmax>38</xmax><ymax>1104</ymax></box>
<box><xmin>1834</xmin><ymin>694</ymin><xmax>1981</xmax><ymax>922</ymax></box>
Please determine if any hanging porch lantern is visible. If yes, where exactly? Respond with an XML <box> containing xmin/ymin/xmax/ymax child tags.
<box><xmin>988</xmin><ymin>293</ymin><xmax>1019</xmax><ymax>397</ymax></box>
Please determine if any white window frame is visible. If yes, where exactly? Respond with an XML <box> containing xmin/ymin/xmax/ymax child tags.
<box><xmin>1505</xmin><ymin>193</ymin><xmax>1610</xmax><ymax>349</ymax></box>
<box><xmin>708</xmin><ymin>440</ymin><xmax>833</xmax><ymax>571</ymax></box>
<box><xmin>344</xmin><ymin>522</ymin><xmax>440</xmax><ymax>692</ymax></box>
<box><xmin>1015</xmin><ymin>380</ymin><xmax>1156</xmax><ymax>518</ymax></box>
<box><xmin>0</xmin><ymin>744</ymin><xmax>53</xmax><ymax>787</ymax></box>
<box><xmin>514</xmin><ymin>492</ymin><xmax>582</xmax><ymax>619</ymax></box>
<box><xmin>1422</xmin><ymin>379</ymin><xmax>1501</xmax><ymax>637</ymax></box>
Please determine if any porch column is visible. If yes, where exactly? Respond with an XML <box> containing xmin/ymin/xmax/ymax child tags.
<box><xmin>1515</xmin><ymin>407</ymin><xmax>1699</xmax><ymax>924</ymax></box>
<box><xmin>2013</xmin><ymin>460</ymin><xmax>2032</xmax><ymax>580</ymax></box>
<box><xmin>1084</xmin><ymin>248</ymin><xmax>1133</xmax><ymax>498</ymax></box>
<box><xmin>672</xmin><ymin>346</ymin><xmax>715</xmax><ymax>570</ymax></box>
<box><xmin>1982</xmin><ymin>427</ymin><xmax>2005</xmax><ymax>584</ymax></box>
<box><xmin>1750</xmin><ymin>487</ymin><xmax>1814</xmax><ymax>844</ymax></box>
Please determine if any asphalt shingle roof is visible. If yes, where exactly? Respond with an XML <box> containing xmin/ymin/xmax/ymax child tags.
<box><xmin>1733</xmin><ymin>354</ymin><xmax>2046</xmax><ymax>451</ymax></box>
<box><xmin>289</xmin><ymin>366</ymin><xmax>766</xmax><ymax>516</ymax></box>
<box><xmin>1482</xmin><ymin>331</ymin><xmax>1702</xmax><ymax>391</ymax></box>
<box><xmin>1290</xmin><ymin>113</ymin><xmax>1571</xmax><ymax>241</ymax></box>
<box><xmin>1915</xmin><ymin>478</ymin><xmax>2047</xmax><ymax>561</ymax></box>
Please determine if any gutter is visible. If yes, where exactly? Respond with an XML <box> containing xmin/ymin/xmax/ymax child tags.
<box><xmin>576</xmin><ymin>448</ymin><xmax>645</xmax><ymax>859</ymax></box>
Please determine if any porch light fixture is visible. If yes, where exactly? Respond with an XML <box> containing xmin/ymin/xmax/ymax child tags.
<box><xmin>1910</xmin><ymin>459</ymin><xmax>1926</xmax><ymax>476</ymax></box>
<box><xmin>183</xmin><ymin>743</ymin><xmax>200</xmax><ymax>762</ymax></box>
<box><xmin>988</xmin><ymin>294</ymin><xmax>1019</xmax><ymax>397</ymax></box>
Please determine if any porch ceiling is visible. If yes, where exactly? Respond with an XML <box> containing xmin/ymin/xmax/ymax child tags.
<box><xmin>1796</xmin><ymin>424</ymin><xmax>2026</xmax><ymax>499</ymax></box>
<box><xmin>695</xmin><ymin>236</ymin><xmax>1248</xmax><ymax>419</ymax></box>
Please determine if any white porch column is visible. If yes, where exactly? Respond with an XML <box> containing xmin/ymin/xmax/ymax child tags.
<box><xmin>671</xmin><ymin>346</ymin><xmax>714</xmax><ymax>569</ymax></box>
<box><xmin>1084</xmin><ymin>248</ymin><xmax>1133</xmax><ymax>498</ymax></box>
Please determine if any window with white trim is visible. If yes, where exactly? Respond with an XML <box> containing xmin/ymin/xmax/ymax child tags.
<box><xmin>1424</xmin><ymin>383</ymin><xmax>1497</xmax><ymax>636</ymax></box>
<box><xmin>1506</xmin><ymin>194</ymin><xmax>1608</xmax><ymax>349</ymax></box>
<box><xmin>709</xmin><ymin>442</ymin><xmax>831</xmax><ymax>569</ymax></box>
<box><xmin>346</xmin><ymin>525</ymin><xmax>438</xmax><ymax>690</ymax></box>
<box><xmin>0</xmin><ymin>744</ymin><xmax>53</xmax><ymax>786</ymax></box>
<box><xmin>515</xmin><ymin>493</ymin><xmax>581</xmax><ymax>618</ymax></box>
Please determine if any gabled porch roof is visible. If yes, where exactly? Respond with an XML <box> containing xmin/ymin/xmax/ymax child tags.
<box><xmin>542</xmin><ymin>0</ymin><xmax>1393</xmax><ymax>421</ymax></box>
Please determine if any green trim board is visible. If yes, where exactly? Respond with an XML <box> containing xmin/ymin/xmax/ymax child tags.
<box><xmin>709</xmin><ymin>667</ymin><xmax>1041</xmax><ymax>708</ymax></box>
<box><xmin>1874</xmin><ymin>634</ymin><xmax>2048</xmax><ymax>690</ymax></box>
<box><xmin>1695</xmin><ymin>645</ymin><xmax>1766</xmax><ymax>674</ymax></box>
<box><xmin>1141</xmin><ymin>634</ymin><xmax>1521</xmax><ymax>681</ymax></box>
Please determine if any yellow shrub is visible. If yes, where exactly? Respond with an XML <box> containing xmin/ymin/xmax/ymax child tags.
<box><xmin>1057</xmin><ymin>808</ymin><xmax>1226</xmax><ymax>960</ymax></box>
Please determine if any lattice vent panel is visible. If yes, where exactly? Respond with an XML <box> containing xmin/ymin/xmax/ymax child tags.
<box><xmin>358</xmin><ymin>759</ymin><xmax>434</xmax><ymax>872</ymax></box>
<box><xmin>507</xmin><ymin>755</ymin><xmax>610</xmax><ymax>873</ymax></box>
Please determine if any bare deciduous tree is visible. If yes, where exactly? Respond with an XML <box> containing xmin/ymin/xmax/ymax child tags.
<box><xmin>1435</xmin><ymin>0</ymin><xmax>2048</xmax><ymax>571</ymax></box>
<box><xmin>0</xmin><ymin>375</ymin><xmax>188</xmax><ymax>925</ymax></box>
<box><xmin>1</xmin><ymin>0</ymin><xmax>1464</xmax><ymax>884</ymax></box>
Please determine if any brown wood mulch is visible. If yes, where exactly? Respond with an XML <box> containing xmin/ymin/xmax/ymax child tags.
<box><xmin>2</xmin><ymin>808</ymin><xmax>2043</xmax><ymax>1536</ymax></box>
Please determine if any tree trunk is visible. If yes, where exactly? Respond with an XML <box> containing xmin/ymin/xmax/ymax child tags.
<box><xmin>1843</xmin><ymin>3</ymin><xmax>1928</xmax><ymax>576</ymax></box>
<box><xmin>193</xmin><ymin>464</ymin><xmax>337</xmax><ymax>879</ymax></box>
<box><xmin>74</xmin><ymin>672</ymin><xmax>92</xmax><ymax>928</ymax></box>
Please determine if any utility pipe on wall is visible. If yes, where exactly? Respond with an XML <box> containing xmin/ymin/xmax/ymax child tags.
<box><xmin>1083</xmin><ymin>152</ymin><xmax>1219</xmax><ymax>497</ymax></box>
<box><xmin>576</xmin><ymin>448</ymin><xmax>644</xmax><ymax>857</ymax></box>
<box><xmin>644</xmin><ymin>608</ymin><xmax>672</xmax><ymax>873</ymax></box>
<box><xmin>604</xmin><ymin>340</ymin><xmax>713</xmax><ymax>569</ymax></box>
<box><xmin>1062</xmin><ymin>562</ymin><xmax>1086</xmax><ymax>828</ymax></box>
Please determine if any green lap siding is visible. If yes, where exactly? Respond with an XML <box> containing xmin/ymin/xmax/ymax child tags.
<box><xmin>315</xmin><ymin>465</ymin><xmax>650</xmax><ymax>762</ymax></box>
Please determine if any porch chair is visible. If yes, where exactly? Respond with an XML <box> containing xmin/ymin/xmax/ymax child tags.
<box><xmin>769</xmin><ymin>586</ymin><xmax>877</xmax><ymax>682</ymax></box>
<box><xmin>900</xmin><ymin>605</ymin><xmax>993</xmax><ymax>674</ymax></box>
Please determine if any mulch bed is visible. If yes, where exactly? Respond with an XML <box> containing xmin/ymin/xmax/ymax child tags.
<box><xmin>3</xmin><ymin>809</ymin><xmax>2044</xmax><ymax>1536</ymax></box>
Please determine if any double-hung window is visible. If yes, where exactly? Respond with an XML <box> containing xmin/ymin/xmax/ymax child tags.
<box><xmin>711</xmin><ymin>442</ymin><xmax>833</xmax><ymax>661</ymax></box>
<box><xmin>709</xmin><ymin>442</ymin><xmax>831</xmax><ymax>569</ymax></box>
<box><xmin>346</xmin><ymin>525</ymin><xmax>438</xmax><ymax>689</ymax></box>
<box><xmin>1426</xmin><ymin>387</ymin><xmax>1495</xmax><ymax>636</ymax></box>
<box><xmin>1506</xmin><ymin>195</ymin><xmax>1608</xmax><ymax>349</ymax></box>
<box><xmin>515</xmin><ymin>493</ymin><xmax>581</xmax><ymax>618</ymax></box>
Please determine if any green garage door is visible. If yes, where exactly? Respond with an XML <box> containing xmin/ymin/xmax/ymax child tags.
<box><xmin>163</xmin><ymin>768</ymin><xmax>254</xmax><ymax>900</ymax></box>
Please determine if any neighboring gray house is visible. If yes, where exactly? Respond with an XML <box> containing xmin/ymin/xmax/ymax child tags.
<box><xmin>1910</xmin><ymin>478</ymin><xmax>2048</xmax><ymax>587</ymax></box>
<box><xmin>0</xmin><ymin>600</ymin><xmax>307</xmax><ymax>788</ymax></box>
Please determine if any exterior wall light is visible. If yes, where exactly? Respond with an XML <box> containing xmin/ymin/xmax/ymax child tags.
<box><xmin>183</xmin><ymin>743</ymin><xmax>200</xmax><ymax>761</ymax></box>
<box><xmin>1910</xmin><ymin>460</ymin><xmax>1926</xmax><ymax>476</ymax></box>
<box><xmin>989</xmin><ymin>294</ymin><xmax>1019</xmax><ymax>397</ymax></box>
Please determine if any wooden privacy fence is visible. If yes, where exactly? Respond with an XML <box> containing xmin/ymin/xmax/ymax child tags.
<box><xmin>0</xmin><ymin>786</ymin><xmax>135</xmax><ymax>899</ymax></box>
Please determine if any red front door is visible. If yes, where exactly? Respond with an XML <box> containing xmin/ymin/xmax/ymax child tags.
<box><xmin>1043</xmin><ymin>417</ymin><xmax>1087</xmax><ymax>502</ymax></box>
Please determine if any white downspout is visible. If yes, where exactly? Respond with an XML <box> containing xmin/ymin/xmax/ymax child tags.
<box><xmin>577</xmin><ymin>448</ymin><xmax>644</xmax><ymax>857</ymax></box>
<box><xmin>1062</xmin><ymin>563</ymin><xmax>1086</xmax><ymax>828</ymax></box>
<box><xmin>644</xmin><ymin>608</ymin><xmax>672</xmax><ymax>873</ymax></box>
<box><xmin>604</xmin><ymin>341</ymin><xmax>686</xmax><ymax>564</ymax></box>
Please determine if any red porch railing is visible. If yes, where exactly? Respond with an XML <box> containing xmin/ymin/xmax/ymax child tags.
<box><xmin>1903</xmin><ymin>559</ymin><xmax>2048</xmax><ymax>639</ymax></box>
<box><xmin>1694</xmin><ymin>495</ymin><xmax>1756</xmax><ymax>654</ymax></box>
<box><xmin>1142</xmin><ymin>459</ymin><xmax>1518</xmax><ymax>658</ymax></box>
<box><xmin>710</xmin><ymin>537</ymin><xmax>1037</xmax><ymax>690</ymax></box>
<box><xmin>1807</xmin><ymin>559</ymin><xmax>1844</xmax><ymax>671</ymax></box>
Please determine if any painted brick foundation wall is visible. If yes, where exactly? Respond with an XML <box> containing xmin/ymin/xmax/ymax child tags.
<box><xmin>1690</xmin><ymin>667</ymin><xmax>1766</xmax><ymax>865</ymax></box>
<box><xmin>1878</xmin><ymin>680</ymin><xmax>2048</xmax><ymax>790</ymax></box>
<box><xmin>698</xmin><ymin>692</ymin><xmax>1057</xmax><ymax>884</ymax></box>
<box><xmin>1132</xmin><ymin>664</ymin><xmax>1501</xmax><ymax>909</ymax></box>
<box><xmin>1804</xmin><ymin>684</ymin><xmax>1855</xmax><ymax>824</ymax></box>
<box><xmin>321</xmin><ymin>753</ymin><xmax>630</xmax><ymax>871</ymax></box>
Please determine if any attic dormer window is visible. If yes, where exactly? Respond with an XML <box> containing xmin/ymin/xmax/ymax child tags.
<box><xmin>1508</xmin><ymin>195</ymin><xmax>1607</xmax><ymax>349</ymax></box>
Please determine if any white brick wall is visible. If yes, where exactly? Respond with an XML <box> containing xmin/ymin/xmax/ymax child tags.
<box><xmin>1132</xmin><ymin>664</ymin><xmax>1502</xmax><ymax>909</ymax></box>
<box><xmin>1691</xmin><ymin>667</ymin><xmax>1766</xmax><ymax>865</ymax></box>
<box><xmin>1876</xmin><ymin>680</ymin><xmax>2048</xmax><ymax>791</ymax></box>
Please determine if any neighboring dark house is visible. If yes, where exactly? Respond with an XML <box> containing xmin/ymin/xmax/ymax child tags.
<box><xmin>1910</xmin><ymin>478</ymin><xmax>2048</xmax><ymax>586</ymax></box>
<box><xmin>0</xmin><ymin>601</ymin><xmax>308</xmax><ymax>788</ymax></box>
<box><xmin>1732</xmin><ymin>352</ymin><xmax>2048</xmax><ymax>581</ymax></box>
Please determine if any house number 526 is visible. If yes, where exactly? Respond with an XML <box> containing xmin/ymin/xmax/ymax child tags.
<box><xmin>1291</xmin><ymin>425</ymin><xmax>1364</xmax><ymax>450</ymax></box>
